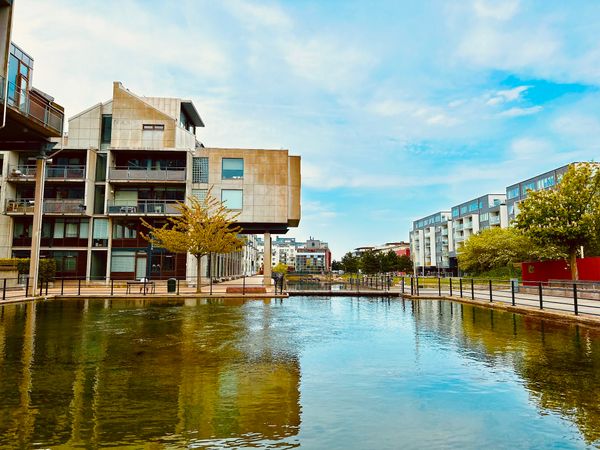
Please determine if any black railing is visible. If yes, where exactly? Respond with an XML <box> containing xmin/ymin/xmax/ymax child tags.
<box><xmin>401</xmin><ymin>276</ymin><xmax>600</xmax><ymax>317</ymax></box>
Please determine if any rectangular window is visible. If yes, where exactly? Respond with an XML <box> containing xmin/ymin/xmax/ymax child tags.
<box><xmin>101</xmin><ymin>115</ymin><xmax>112</xmax><ymax>144</ymax></box>
<box><xmin>192</xmin><ymin>189</ymin><xmax>207</xmax><ymax>203</ymax></box>
<box><xmin>142</xmin><ymin>124</ymin><xmax>165</xmax><ymax>130</ymax></box>
<box><xmin>452</xmin><ymin>207</ymin><xmax>459</xmax><ymax>218</ymax></box>
<box><xmin>192</xmin><ymin>157</ymin><xmax>209</xmax><ymax>183</ymax></box>
<box><xmin>460</xmin><ymin>206</ymin><xmax>467</xmax><ymax>215</ymax></box>
<box><xmin>222</xmin><ymin>158</ymin><xmax>244</xmax><ymax>179</ymax></box>
<box><xmin>111</xmin><ymin>250</ymin><xmax>136</xmax><ymax>272</ymax></box>
<box><xmin>507</xmin><ymin>186</ymin><xmax>520</xmax><ymax>199</ymax></box>
<box><xmin>221</xmin><ymin>189</ymin><xmax>243</xmax><ymax>209</ymax></box>
<box><xmin>480</xmin><ymin>213</ymin><xmax>489</xmax><ymax>222</ymax></box>
<box><xmin>468</xmin><ymin>201</ymin><xmax>478</xmax><ymax>212</ymax></box>
<box><xmin>537</xmin><ymin>175</ymin><xmax>555</xmax><ymax>190</ymax></box>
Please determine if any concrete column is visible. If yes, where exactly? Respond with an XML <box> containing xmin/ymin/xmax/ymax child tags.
<box><xmin>263</xmin><ymin>232</ymin><xmax>272</xmax><ymax>285</ymax></box>
<box><xmin>28</xmin><ymin>157</ymin><xmax>46</xmax><ymax>296</ymax></box>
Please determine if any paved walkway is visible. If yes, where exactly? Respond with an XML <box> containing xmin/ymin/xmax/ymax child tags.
<box><xmin>0</xmin><ymin>275</ymin><xmax>283</xmax><ymax>304</ymax></box>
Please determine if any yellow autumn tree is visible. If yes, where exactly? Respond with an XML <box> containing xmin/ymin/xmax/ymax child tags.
<box><xmin>140</xmin><ymin>190</ymin><xmax>245</xmax><ymax>292</ymax></box>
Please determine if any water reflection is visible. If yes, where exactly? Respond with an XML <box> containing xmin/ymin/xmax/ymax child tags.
<box><xmin>412</xmin><ymin>300</ymin><xmax>600</xmax><ymax>445</ymax></box>
<box><xmin>1</xmin><ymin>297</ymin><xmax>600</xmax><ymax>448</ymax></box>
<box><xmin>0</xmin><ymin>299</ymin><xmax>301</xmax><ymax>448</ymax></box>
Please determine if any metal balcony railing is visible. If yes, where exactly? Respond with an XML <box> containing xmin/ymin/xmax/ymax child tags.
<box><xmin>7</xmin><ymin>165</ymin><xmax>85</xmax><ymax>180</ymax></box>
<box><xmin>6</xmin><ymin>199</ymin><xmax>85</xmax><ymax>214</ymax></box>
<box><xmin>107</xmin><ymin>200</ymin><xmax>181</xmax><ymax>215</ymax></box>
<box><xmin>108</xmin><ymin>167</ymin><xmax>185</xmax><ymax>181</ymax></box>
<box><xmin>0</xmin><ymin>75</ymin><xmax>64</xmax><ymax>134</ymax></box>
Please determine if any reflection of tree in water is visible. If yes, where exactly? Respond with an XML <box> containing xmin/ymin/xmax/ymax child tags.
<box><xmin>413</xmin><ymin>300</ymin><xmax>600</xmax><ymax>445</ymax></box>
<box><xmin>0</xmin><ymin>298</ymin><xmax>301</xmax><ymax>448</ymax></box>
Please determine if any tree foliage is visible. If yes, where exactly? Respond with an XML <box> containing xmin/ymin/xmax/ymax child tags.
<box><xmin>340</xmin><ymin>252</ymin><xmax>360</xmax><ymax>273</ymax></box>
<box><xmin>141</xmin><ymin>191</ymin><xmax>245</xmax><ymax>292</ymax></box>
<box><xmin>360</xmin><ymin>250</ymin><xmax>381</xmax><ymax>274</ymax></box>
<box><xmin>458</xmin><ymin>227</ymin><xmax>563</xmax><ymax>276</ymax></box>
<box><xmin>514</xmin><ymin>163</ymin><xmax>600</xmax><ymax>280</ymax></box>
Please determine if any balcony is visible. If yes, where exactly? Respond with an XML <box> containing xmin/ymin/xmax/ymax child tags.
<box><xmin>490</xmin><ymin>215</ymin><xmax>501</xmax><ymax>225</ymax></box>
<box><xmin>0</xmin><ymin>75</ymin><xmax>64</xmax><ymax>135</ymax></box>
<box><xmin>7</xmin><ymin>165</ymin><xmax>85</xmax><ymax>181</ymax></box>
<box><xmin>107</xmin><ymin>200</ymin><xmax>181</xmax><ymax>215</ymax></box>
<box><xmin>6</xmin><ymin>199</ymin><xmax>85</xmax><ymax>214</ymax></box>
<box><xmin>108</xmin><ymin>167</ymin><xmax>185</xmax><ymax>182</ymax></box>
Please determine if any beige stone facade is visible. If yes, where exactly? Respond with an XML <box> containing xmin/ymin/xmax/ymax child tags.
<box><xmin>1</xmin><ymin>81</ymin><xmax>301</xmax><ymax>282</ymax></box>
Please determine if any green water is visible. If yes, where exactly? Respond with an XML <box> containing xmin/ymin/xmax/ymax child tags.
<box><xmin>0</xmin><ymin>297</ymin><xmax>599</xmax><ymax>449</ymax></box>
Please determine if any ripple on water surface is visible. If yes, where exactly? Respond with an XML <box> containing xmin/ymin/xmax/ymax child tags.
<box><xmin>0</xmin><ymin>296</ymin><xmax>599</xmax><ymax>449</ymax></box>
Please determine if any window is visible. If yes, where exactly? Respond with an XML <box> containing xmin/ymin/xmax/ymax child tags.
<box><xmin>507</xmin><ymin>186</ymin><xmax>520</xmax><ymax>199</ymax></box>
<box><xmin>537</xmin><ymin>175</ymin><xmax>555</xmax><ymax>190</ymax></box>
<box><xmin>521</xmin><ymin>181</ymin><xmax>536</xmax><ymax>197</ymax></box>
<box><xmin>480</xmin><ymin>213</ymin><xmax>489</xmax><ymax>222</ymax></box>
<box><xmin>452</xmin><ymin>207</ymin><xmax>459</xmax><ymax>218</ymax></box>
<box><xmin>221</xmin><ymin>189</ymin><xmax>243</xmax><ymax>209</ymax></box>
<box><xmin>222</xmin><ymin>158</ymin><xmax>244</xmax><ymax>179</ymax></box>
<box><xmin>468</xmin><ymin>201</ymin><xmax>478</xmax><ymax>212</ymax></box>
<box><xmin>111</xmin><ymin>250</ymin><xmax>136</xmax><ymax>272</ymax></box>
<box><xmin>142</xmin><ymin>124</ymin><xmax>165</xmax><ymax>131</ymax></box>
<box><xmin>101</xmin><ymin>115</ymin><xmax>112</xmax><ymax>144</ymax></box>
<box><xmin>113</xmin><ymin>220</ymin><xmax>137</xmax><ymax>239</ymax></box>
<box><xmin>460</xmin><ymin>206</ymin><xmax>467</xmax><ymax>215</ymax></box>
<box><xmin>192</xmin><ymin>189</ymin><xmax>207</xmax><ymax>203</ymax></box>
<box><xmin>192</xmin><ymin>157</ymin><xmax>209</xmax><ymax>183</ymax></box>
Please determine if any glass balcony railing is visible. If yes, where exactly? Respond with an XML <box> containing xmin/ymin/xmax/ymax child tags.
<box><xmin>107</xmin><ymin>200</ymin><xmax>181</xmax><ymax>215</ymax></box>
<box><xmin>108</xmin><ymin>167</ymin><xmax>185</xmax><ymax>181</ymax></box>
<box><xmin>0</xmin><ymin>75</ymin><xmax>64</xmax><ymax>134</ymax></box>
<box><xmin>6</xmin><ymin>199</ymin><xmax>85</xmax><ymax>214</ymax></box>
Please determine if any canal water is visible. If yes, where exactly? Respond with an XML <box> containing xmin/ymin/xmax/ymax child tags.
<box><xmin>0</xmin><ymin>297</ymin><xmax>599</xmax><ymax>449</ymax></box>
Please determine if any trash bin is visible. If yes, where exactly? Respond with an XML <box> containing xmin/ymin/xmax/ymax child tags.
<box><xmin>167</xmin><ymin>278</ymin><xmax>177</xmax><ymax>293</ymax></box>
<box><xmin>510</xmin><ymin>278</ymin><xmax>519</xmax><ymax>293</ymax></box>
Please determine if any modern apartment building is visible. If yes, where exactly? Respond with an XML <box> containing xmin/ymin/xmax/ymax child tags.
<box><xmin>257</xmin><ymin>236</ymin><xmax>299</xmax><ymax>271</ymax></box>
<box><xmin>410</xmin><ymin>211</ymin><xmax>454</xmax><ymax>275</ymax></box>
<box><xmin>409</xmin><ymin>164</ymin><xmax>582</xmax><ymax>275</ymax></box>
<box><xmin>295</xmin><ymin>238</ymin><xmax>331</xmax><ymax>274</ymax></box>
<box><xmin>506</xmin><ymin>164</ymin><xmax>569</xmax><ymax>222</ymax></box>
<box><xmin>450</xmin><ymin>194</ymin><xmax>506</xmax><ymax>253</ymax></box>
<box><xmin>1</xmin><ymin>81</ymin><xmax>301</xmax><ymax>282</ymax></box>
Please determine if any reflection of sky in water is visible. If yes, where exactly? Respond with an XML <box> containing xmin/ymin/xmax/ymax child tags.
<box><xmin>0</xmin><ymin>297</ymin><xmax>598</xmax><ymax>448</ymax></box>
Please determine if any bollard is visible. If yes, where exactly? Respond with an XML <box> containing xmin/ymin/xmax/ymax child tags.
<box><xmin>243</xmin><ymin>275</ymin><xmax>246</xmax><ymax>296</ymax></box>
<box><xmin>61</xmin><ymin>278</ymin><xmax>64</xmax><ymax>295</ymax></box>
<box><xmin>573</xmin><ymin>283</ymin><xmax>578</xmax><ymax>316</ymax></box>
<box><xmin>471</xmin><ymin>279</ymin><xmax>474</xmax><ymax>300</ymax></box>
<box><xmin>489</xmin><ymin>280</ymin><xmax>493</xmax><ymax>302</ymax></box>
<box><xmin>438</xmin><ymin>277</ymin><xmax>441</xmax><ymax>297</ymax></box>
<box><xmin>538</xmin><ymin>282</ymin><xmax>543</xmax><ymax>309</ymax></box>
<box><xmin>45</xmin><ymin>280</ymin><xmax>49</xmax><ymax>295</ymax></box>
<box><xmin>78</xmin><ymin>278</ymin><xmax>82</xmax><ymax>296</ymax></box>
<box><xmin>25</xmin><ymin>277</ymin><xmax>29</xmax><ymax>298</ymax></box>
<box><xmin>143</xmin><ymin>278</ymin><xmax>147</xmax><ymax>296</ymax></box>
<box><xmin>2</xmin><ymin>278</ymin><xmax>5</xmax><ymax>300</ymax></box>
<box><xmin>177</xmin><ymin>278</ymin><xmax>180</xmax><ymax>295</ymax></box>
<box><xmin>402</xmin><ymin>277</ymin><xmax>405</xmax><ymax>294</ymax></box>
<box><xmin>511</xmin><ymin>280</ymin><xmax>515</xmax><ymax>306</ymax></box>
<box><xmin>459</xmin><ymin>278</ymin><xmax>463</xmax><ymax>298</ymax></box>
<box><xmin>111</xmin><ymin>278</ymin><xmax>114</xmax><ymax>296</ymax></box>
<box><xmin>449</xmin><ymin>278</ymin><xmax>453</xmax><ymax>297</ymax></box>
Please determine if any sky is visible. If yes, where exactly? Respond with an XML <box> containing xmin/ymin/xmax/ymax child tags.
<box><xmin>12</xmin><ymin>0</ymin><xmax>600</xmax><ymax>259</ymax></box>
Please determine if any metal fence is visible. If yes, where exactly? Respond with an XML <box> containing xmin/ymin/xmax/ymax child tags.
<box><xmin>0</xmin><ymin>275</ymin><xmax>285</xmax><ymax>301</ymax></box>
<box><xmin>402</xmin><ymin>276</ymin><xmax>600</xmax><ymax>317</ymax></box>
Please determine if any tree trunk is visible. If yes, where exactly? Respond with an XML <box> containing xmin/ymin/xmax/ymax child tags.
<box><xmin>196</xmin><ymin>255</ymin><xmax>202</xmax><ymax>293</ymax></box>
<box><xmin>569</xmin><ymin>247</ymin><xmax>579</xmax><ymax>281</ymax></box>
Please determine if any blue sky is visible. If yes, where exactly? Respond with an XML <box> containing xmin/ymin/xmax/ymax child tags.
<box><xmin>13</xmin><ymin>0</ymin><xmax>600</xmax><ymax>258</ymax></box>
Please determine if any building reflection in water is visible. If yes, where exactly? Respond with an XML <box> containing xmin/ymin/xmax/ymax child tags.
<box><xmin>0</xmin><ymin>298</ymin><xmax>301</xmax><ymax>448</ymax></box>
<box><xmin>411</xmin><ymin>299</ymin><xmax>600</xmax><ymax>445</ymax></box>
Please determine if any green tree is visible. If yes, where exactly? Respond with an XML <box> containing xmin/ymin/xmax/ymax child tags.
<box><xmin>360</xmin><ymin>250</ymin><xmax>380</xmax><ymax>274</ymax></box>
<box><xmin>458</xmin><ymin>227</ymin><xmax>562</xmax><ymax>276</ymax></box>
<box><xmin>397</xmin><ymin>255</ymin><xmax>413</xmax><ymax>273</ymax></box>
<box><xmin>272</xmin><ymin>262</ymin><xmax>288</xmax><ymax>276</ymax></box>
<box><xmin>380</xmin><ymin>250</ymin><xmax>399</xmax><ymax>273</ymax></box>
<box><xmin>340</xmin><ymin>252</ymin><xmax>359</xmax><ymax>273</ymax></box>
<box><xmin>514</xmin><ymin>163</ymin><xmax>600</xmax><ymax>280</ymax></box>
<box><xmin>331</xmin><ymin>260</ymin><xmax>342</xmax><ymax>271</ymax></box>
<box><xmin>141</xmin><ymin>191</ymin><xmax>245</xmax><ymax>292</ymax></box>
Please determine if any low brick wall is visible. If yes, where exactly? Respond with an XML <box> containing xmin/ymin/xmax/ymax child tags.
<box><xmin>226</xmin><ymin>286</ymin><xmax>267</xmax><ymax>294</ymax></box>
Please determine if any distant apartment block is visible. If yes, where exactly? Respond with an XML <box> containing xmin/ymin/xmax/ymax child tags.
<box><xmin>352</xmin><ymin>242</ymin><xmax>410</xmax><ymax>257</ymax></box>
<box><xmin>295</xmin><ymin>238</ymin><xmax>331</xmax><ymax>274</ymax></box>
<box><xmin>409</xmin><ymin>164</ymin><xmax>578</xmax><ymax>275</ymax></box>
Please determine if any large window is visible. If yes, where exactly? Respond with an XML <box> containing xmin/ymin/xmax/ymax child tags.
<box><xmin>222</xmin><ymin>158</ymin><xmax>244</xmax><ymax>179</ymax></box>
<box><xmin>192</xmin><ymin>157</ymin><xmax>209</xmax><ymax>183</ymax></box>
<box><xmin>111</xmin><ymin>250</ymin><xmax>136</xmax><ymax>272</ymax></box>
<box><xmin>507</xmin><ymin>186</ymin><xmax>520</xmax><ymax>200</ymax></box>
<box><xmin>113</xmin><ymin>220</ymin><xmax>138</xmax><ymax>239</ymax></box>
<box><xmin>101</xmin><ymin>115</ymin><xmax>112</xmax><ymax>144</ymax></box>
<box><xmin>537</xmin><ymin>175</ymin><xmax>555</xmax><ymax>190</ymax></box>
<box><xmin>221</xmin><ymin>189</ymin><xmax>243</xmax><ymax>209</ymax></box>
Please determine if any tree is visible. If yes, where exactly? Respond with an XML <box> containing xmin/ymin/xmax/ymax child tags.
<box><xmin>272</xmin><ymin>262</ymin><xmax>288</xmax><ymax>276</ymax></box>
<box><xmin>397</xmin><ymin>255</ymin><xmax>413</xmax><ymax>274</ymax></box>
<box><xmin>360</xmin><ymin>250</ymin><xmax>380</xmax><ymax>274</ymax></box>
<box><xmin>331</xmin><ymin>260</ymin><xmax>342</xmax><ymax>271</ymax></box>
<box><xmin>514</xmin><ymin>163</ymin><xmax>600</xmax><ymax>280</ymax></box>
<box><xmin>458</xmin><ymin>227</ymin><xmax>563</xmax><ymax>276</ymax></box>
<box><xmin>340</xmin><ymin>252</ymin><xmax>359</xmax><ymax>273</ymax></box>
<box><xmin>141</xmin><ymin>191</ymin><xmax>245</xmax><ymax>292</ymax></box>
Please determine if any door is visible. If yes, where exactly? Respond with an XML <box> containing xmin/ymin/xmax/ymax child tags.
<box><xmin>135</xmin><ymin>253</ymin><xmax>147</xmax><ymax>280</ymax></box>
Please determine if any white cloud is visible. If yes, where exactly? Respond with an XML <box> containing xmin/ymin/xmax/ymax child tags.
<box><xmin>507</xmin><ymin>137</ymin><xmax>553</xmax><ymax>161</ymax></box>
<box><xmin>500</xmin><ymin>106</ymin><xmax>543</xmax><ymax>117</ymax></box>
<box><xmin>486</xmin><ymin>86</ymin><xmax>530</xmax><ymax>105</ymax></box>
<box><xmin>473</xmin><ymin>0</ymin><xmax>520</xmax><ymax>21</ymax></box>
<box><xmin>224</xmin><ymin>0</ymin><xmax>293</xmax><ymax>30</ymax></box>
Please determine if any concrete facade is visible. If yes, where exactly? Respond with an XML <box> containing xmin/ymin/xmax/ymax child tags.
<box><xmin>1</xmin><ymin>82</ymin><xmax>301</xmax><ymax>283</ymax></box>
